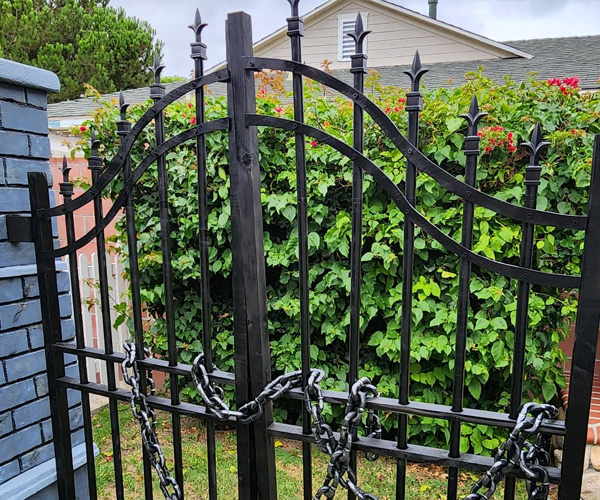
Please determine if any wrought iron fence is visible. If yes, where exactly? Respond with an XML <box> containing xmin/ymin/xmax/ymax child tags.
<box><xmin>23</xmin><ymin>3</ymin><xmax>600</xmax><ymax>500</ymax></box>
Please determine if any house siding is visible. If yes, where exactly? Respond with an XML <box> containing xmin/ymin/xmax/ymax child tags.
<box><xmin>257</xmin><ymin>0</ymin><xmax>506</xmax><ymax>70</ymax></box>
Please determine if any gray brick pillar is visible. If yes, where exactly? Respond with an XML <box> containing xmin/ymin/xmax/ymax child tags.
<box><xmin>0</xmin><ymin>59</ymin><xmax>95</xmax><ymax>499</ymax></box>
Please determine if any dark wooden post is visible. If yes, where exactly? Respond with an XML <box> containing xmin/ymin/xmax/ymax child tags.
<box><xmin>226</xmin><ymin>11</ymin><xmax>278</xmax><ymax>500</ymax></box>
<box><xmin>559</xmin><ymin>135</ymin><xmax>600</xmax><ymax>499</ymax></box>
<box><xmin>28</xmin><ymin>171</ymin><xmax>75</xmax><ymax>500</ymax></box>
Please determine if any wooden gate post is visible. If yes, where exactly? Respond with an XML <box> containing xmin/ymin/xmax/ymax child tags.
<box><xmin>560</xmin><ymin>135</ymin><xmax>600</xmax><ymax>499</ymax></box>
<box><xmin>226</xmin><ymin>11</ymin><xmax>278</xmax><ymax>500</ymax></box>
<box><xmin>28</xmin><ymin>172</ymin><xmax>76</xmax><ymax>500</ymax></box>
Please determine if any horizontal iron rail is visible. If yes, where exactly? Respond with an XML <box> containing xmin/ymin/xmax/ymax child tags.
<box><xmin>268</xmin><ymin>423</ymin><xmax>561</xmax><ymax>484</ymax></box>
<box><xmin>246</xmin><ymin>114</ymin><xmax>580</xmax><ymax>289</ymax></box>
<box><xmin>48</xmin><ymin>118</ymin><xmax>230</xmax><ymax>259</ymax></box>
<box><xmin>58</xmin><ymin>377</ymin><xmax>240</xmax><ymax>424</ymax></box>
<box><xmin>57</xmin><ymin>375</ymin><xmax>564</xmax><ymax>481</ymax></box>
<box><xmin>54</xmin><ymin>343</ymin><xmax>235</xmax><ymax>385</ymax></box>
<box><xmin>243</xmin><ymin>57</ymin><xmax>585</xmax><ymax>231</ymax></box>
<box><xmin>40</xmin><ymin>71</ymin><xmax>230</xmax><ymax>220</ymax></box>
<box><xmin>54</xmin><ymin>343</ymin><xmax>564</xmax><ymax>436</ymax></box>
<box><xmin>283</xmin><ymin>387</ymin><xmax>565</xmax><ymax>436</ymax></box>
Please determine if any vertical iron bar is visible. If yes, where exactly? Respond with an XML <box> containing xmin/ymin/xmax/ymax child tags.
<box><xmin>226</xmin><ymin>11</ymin><xmax>277</xmax><ymax>500</ymax></box>
<box><xmin>505</xmin><ymin>124</ymin><xmax>549</xmax><ymax>500</ymax></box>
<box><xmin>116</xmin><ymin>95</ymin><xmax>154</xmax><ymax>500</ymax></box>
<box><xmin>29</xmin><ymin>172</ymin><xmax>75</xmax><ymax>500</ymax></box>
<box><xmin>559</xmin><ymin>134</ymin><xmax>600</xmax><ymax>499</ymax></box>
<box><xmin>397</xmin><ymin>51</ymin><xmax>427</xmax><ymax>500</ymax></box>
<box><xmin>150</xmin><ymin>56</ymin><xmax>185</xmax><ymax>497</ymax></box>
<box><xmin>88</xmin><ymin>131</ymin><xmax>125</xmax><ymax>500</ymax></box>
<box><xmin>347</xmin><ymin>15</ymin><xmax>370</xmax><ymax>499</ymax></box>
<box><xmin>59</xmin><ymin>158</ymin><xmax>98</xmax><ymax>500</ymax></box>
<box><xmin>189</xmin><ymin>10</ymin><xmax>218</xmax><ymax>500</ymax></box>
<box><xmin>285</xmin><ymin>2</ymin><xmax>313</xmax><ymax>497</ymax></box>
<box><xmin>447</xmin><ymin>98</ymin><xmax>486</xmax><ymax>500</ymax></box>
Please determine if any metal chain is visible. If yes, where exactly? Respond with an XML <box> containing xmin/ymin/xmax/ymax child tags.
<box><xmin>191</xmin><ymin>355</ymin><xmax>381</xmax><ymax>498</ymax></box>
<box><xmin>306</xmin><ymin>375</ymin><xmax>380</xmax><ymax>500</ymax></box>
<box><xmin>122</xmin><ymin>343</ymin><xmax>182</xmax><ymax>500</ymax></box>
<box><xmin>465</xmin><ymin>403</ymin><xmax>558</xmax><ymax>500</ymax></box>
<box><xmin>191</xmin><ymin>353</ymin><xmax>309</xmax><ymax>423</ymax></box>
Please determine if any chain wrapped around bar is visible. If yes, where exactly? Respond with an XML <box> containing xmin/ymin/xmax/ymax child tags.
<box><xmin>121</xmin><ymin>343</ymin><xmax>182</xmax><ymax>500</ymax></box>
<box><xmin>465</xmin><ymin>402</ymin><xmax>558</xmax><ymax>500</ymax></box>
<box><xmin>192</xmin><ymin>353</ymin><xmax>315</xmax><ymax>424</ymax></box>
<box><xmin>306</xmin><ymin>374</ymin><xmax>380</xmax><ymax>500</ymax></box>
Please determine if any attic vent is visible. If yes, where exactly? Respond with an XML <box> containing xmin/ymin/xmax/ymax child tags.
<box><xmin>338</xmin><ymin>13</ymin><xmax>368</xmax><ymax>61</ymax></box>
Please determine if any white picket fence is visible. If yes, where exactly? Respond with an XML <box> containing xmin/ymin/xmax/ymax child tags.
<box><xmin>65</xmin><ymin>252</ymin><xmax>130</xmax><ymax>386</ymax></box>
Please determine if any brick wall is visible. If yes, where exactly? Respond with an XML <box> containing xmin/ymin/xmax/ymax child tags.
<box><xmin>0</xmin><ymin>59</ymin><xmax>92</xmax><ymax>499</ymax></box>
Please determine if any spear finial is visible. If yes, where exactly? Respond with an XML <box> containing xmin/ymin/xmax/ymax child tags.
<box><xmin>188</xmin><ymin>8</ymin><xmax>208</xmax><ymax>42</ymax></box>
<box><xmin>59</xmin><ymin>155</ymin><xmax>74</xmax><ymax>198</ymax></box>
<box><xmin>287</xmin><ymin>0</ymin><xmax>301</xmax><ymax>17</ymax></box>
<box><xmin>460</xmin><ymin>95</ymin><xmax>487</xmax><ymax>134</ymax></box>
<box><xmin>522</xmin><ymin>123</ymin><xmax>550</xmax><ymax>166</ymax></box>
<box><xmin>347</xmin><ymin>13</ymin><xmax>371</xmax><ymax>54</ymax></box>
<box><xmin>60</xmin><ymin>155</ymin><xmax>71</xmax><ymax>183</ymax></box>
<box><xmin>404</xmin><ymin>50</ymin><xmax>429</xmax><ymax>92</ymax></box>
<box><xmin>118</xmin><ymin>91</ymin><xmax>129</xmax><ymax>121</ymax></box>
<box><xmin>150</xmin><ymin>53</ymin><xmax>165</xmax><ymax>84</ymax></box>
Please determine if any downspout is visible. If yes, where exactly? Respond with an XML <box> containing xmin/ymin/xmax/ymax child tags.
<box><xmin>428</xmin><ymin>0</ymin><xmax>438</xmax><ymax>19</ymax></box>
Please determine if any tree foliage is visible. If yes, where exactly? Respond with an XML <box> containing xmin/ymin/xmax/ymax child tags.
<box><xmin>77</xmin><ymin>70</ymin><xmax>598</xmax><ymax>455</ymax></box>
<box><xmin>0</xmin><ymin>0</ymin><xmax>163</xmax><ymax>102</ymax></box>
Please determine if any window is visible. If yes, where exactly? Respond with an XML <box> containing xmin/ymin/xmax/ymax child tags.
<box><xmin>337</xmin><ymin>12</ymin><xmax>369</xmax><ymax>62</ymax></box>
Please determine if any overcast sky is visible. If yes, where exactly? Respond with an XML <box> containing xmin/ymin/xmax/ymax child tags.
<box><xmin>111</xmin><ymin>0</ymin><xmax>600</xmax><ymax>77</ymax></box>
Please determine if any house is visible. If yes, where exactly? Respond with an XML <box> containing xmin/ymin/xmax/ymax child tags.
<box><xmin>47</xmin><ymin>0</ymin><xmax>600</xmax><ymax>142</ymax></box>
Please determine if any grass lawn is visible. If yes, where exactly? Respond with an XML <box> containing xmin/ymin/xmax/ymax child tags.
<box><xmin>92</xmin><ymin>403</ymin><xmax>553</xmax><ymax>499</ymax></box>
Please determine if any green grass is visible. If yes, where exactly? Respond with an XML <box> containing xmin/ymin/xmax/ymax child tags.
<box><xmin>92</xmin><ymin>404</ymin><xmax>549</xmax><ymax>499</ymax></box>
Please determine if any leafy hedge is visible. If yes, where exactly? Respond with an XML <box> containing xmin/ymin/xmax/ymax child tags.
<box><xmin>77</xmin><ymin>70</ymin><xmax>599</xmax><ymax>455</ymax></box>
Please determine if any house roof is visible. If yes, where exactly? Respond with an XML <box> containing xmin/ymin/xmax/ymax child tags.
<box><xmin>357</xmin><ymin>35</ymin><xmax>600</xmax><ymax>91</ymax></box>
<box><xmin>207</xmin><ymin>0</ymin><xmax>531</xmax><ymax>73</ymax></box>
<box><xmin>47</xmin><ymin>35</ymin><xmax>600</xmax><ymax>120</ymax></box>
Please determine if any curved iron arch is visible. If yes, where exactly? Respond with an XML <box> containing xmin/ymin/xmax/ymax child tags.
<box><xmin>244</xmin><ymin>57</ymin><xmax>586</xmax><ymax>231</ymax></box>
<box><xmin>246</xmin><ymin>114</ymin><xmax>581</xmax><ymax>289</ymax></box>
<box><xmin>48</xmin><ymin>118</ymin><xmax>230</xmax><ymax>258</ymax></box>
<box><xmin>41</xmin><ymin>71</ymin><xmax>229</xmax><ymax>219</ymax></box>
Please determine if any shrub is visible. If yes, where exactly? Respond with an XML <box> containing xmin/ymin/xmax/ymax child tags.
<box><xmin>75</xmin><ymin>69</ymin><xmax>598</xmax><ymax>455</ymax></box>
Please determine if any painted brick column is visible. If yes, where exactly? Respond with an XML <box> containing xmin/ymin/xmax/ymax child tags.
<box><xmin>0</xmin><ymin>59</ymin><xmax>95</xmax><ymax>499</ymax></box>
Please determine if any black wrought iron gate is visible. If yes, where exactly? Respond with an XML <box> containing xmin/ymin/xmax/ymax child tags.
<box><xmin>25</xmin><ymin>4</ymin><xmax>600</xmax><ymax>500</ymax></box>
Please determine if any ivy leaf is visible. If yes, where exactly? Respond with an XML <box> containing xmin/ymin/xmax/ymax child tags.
<box><xmin>490</xmin><ymin>317</ymin><xmax>507</xmax><ymax>330</ymax></box>
<box><xmin>542</xmin><ymin>382</ymin><xmax>556</xmax><ymax>402</ymax></box>
<box><xmin>446</xmin><ymin>117</ymin><xmax>463</xmax><ymax>133</ymax></box>
<box><xmin>308</xmin><ymin>232</ymin><xmax>320</xmax><ymax>250</ymax></box>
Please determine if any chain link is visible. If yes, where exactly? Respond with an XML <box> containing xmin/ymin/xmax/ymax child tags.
<box><xmin>191</xmin><ymin>355</ymin><xmax>381</xmax><ymax>499</ymax></box>
<box><xmin>465</xmin><ymin>403</ymin><xmax>558</xmax><ymax>500</ymax></box>
<box><xmin>122</xmin><ymin>343</ymin><xmax>182</xmax><ymax>500</ymax></box>
<box><xmin>306</xmin><ymin>375</ymin><xmax>380</xmax><ymax>500</ymax></box>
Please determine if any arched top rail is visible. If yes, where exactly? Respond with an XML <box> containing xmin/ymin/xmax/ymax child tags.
<box><xmin>47</xmin><ymin>118</ymin><xmax>230</xmax><ymax>259</ymax></box>
<box><xmin>246</xmin><ymin>114</ymin><xmax>581</xmax><ymax>289</ymax></box>
<box><xmin>243</xmin><ymin>57</ymin><xmax>587</xmax><ymax>231</ymax></box>
<box><xmin>39</xmin><ymin>70</ymin><xmax>230</xmax><ymax>220</ymax></box>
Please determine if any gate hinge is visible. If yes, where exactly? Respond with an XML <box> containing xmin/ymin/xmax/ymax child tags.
<box><xmin>6</xmin><ymin>215</ymin><xmax>33</xmax><ymax>243</ymax></box>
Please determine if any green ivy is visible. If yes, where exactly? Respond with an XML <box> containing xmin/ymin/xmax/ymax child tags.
<box><xmin>76</xmin><ymin>69</ymin><xmax>598</xmax><ymax>455</ymax></box>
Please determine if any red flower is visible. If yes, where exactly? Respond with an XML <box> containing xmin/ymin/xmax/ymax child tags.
<box><xmin>384</xmin><ymin>107</ymin><xmax>391</xmax><ymax>114</ymax></box>
<box><xmin>323</xmin><ymin>120</ymin><xmax>330</xmax><ymax>127</ymax></box>
<box><xmin>508</xmin><ymin>145</ymin><xmax>517</xmax><ymax>153</ymax></box>
<box><xmin>260</xmin><ymin>89</ymin><xmax>266</xmax><ymax>96</ymax></box>
<box><xmin>507</xmin><ymin>132</ymin><xmax>514</xmax><ymax>140</ymax></box>
<box><xmin>274</xmin><ymin>106</ymin><xmax>283</xmax><ymax>113</ymax></box>
<box><xmin>190</xmin><ymin>116</ymin><xmax>197</xmax><ymax>125</ymax></box>
<box><xmin>187</xmin><ymin>102</ymin><xmax>193</xmax><ymax>109</ymax></box>
<box><xmin>79</xmin><ymin>126</ymin><xmax>87</xmax><ymax>132</ymax></box>
<box><xmin>394</xmin><ymin>107</ymin><xmax>400</xmax><ymax>113</ymax></box>
<box><xmin>310</xmin><ymin>140</ymin><xmax>317</xmax><ymax>147</ymax></box>
<box><xmin>398</xmin><ymin>97</ymin><xmax>406</xmax><ymax>103</ymax></box>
